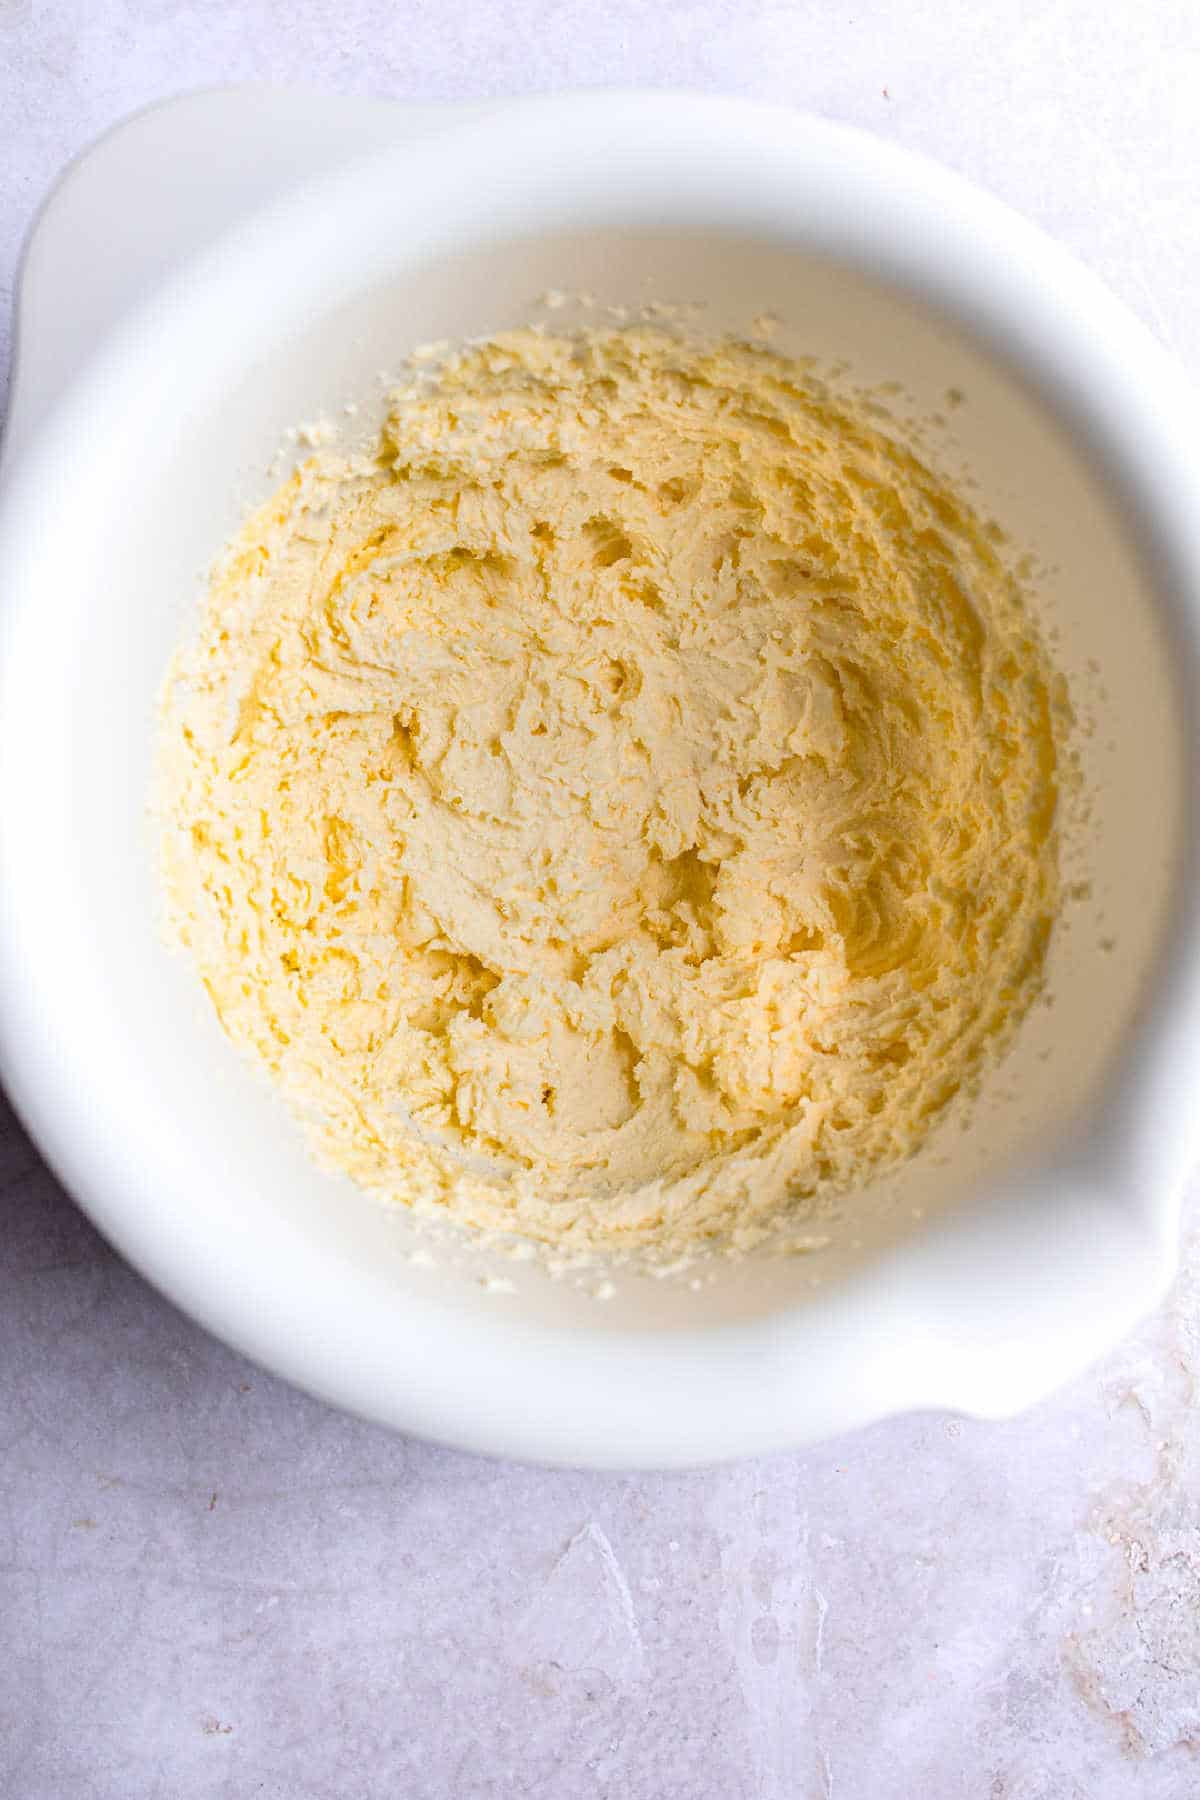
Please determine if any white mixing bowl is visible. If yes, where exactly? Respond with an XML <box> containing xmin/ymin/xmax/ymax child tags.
<box><xmin>1</xmin><ymin>90</ymin><xmax>1197</xmax><ymax>1467</ymax></box>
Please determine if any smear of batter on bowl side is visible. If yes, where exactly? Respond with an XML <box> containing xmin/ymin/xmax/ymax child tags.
<box><xmin>157</xmin><ymin>326</ymin><xmax>1069</xmax><ymax>1258</ymax></box>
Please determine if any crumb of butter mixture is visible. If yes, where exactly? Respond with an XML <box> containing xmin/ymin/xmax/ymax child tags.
<box><xmin>157</xmin><ymin>328</ymin><xmax>1067</xmax><ymax>1256</ymax></box>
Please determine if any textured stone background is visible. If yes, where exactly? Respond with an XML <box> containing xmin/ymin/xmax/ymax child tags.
<box><xmin>2</xmin><ymin>3</ymin><xmax>1200</xmax><ymax>1795</ymax></box>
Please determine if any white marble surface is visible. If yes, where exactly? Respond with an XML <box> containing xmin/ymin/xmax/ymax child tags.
<box><xmin>3</xmin><ymin>4</ymin><xmax>1200</xmax><ymax>1795</ymax></box>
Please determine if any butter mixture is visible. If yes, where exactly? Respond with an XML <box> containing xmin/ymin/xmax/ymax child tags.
<box><xmin>158</xmin><ymin>328</ymin><xmax>1066</xmax><ymax>1255</ymax></box>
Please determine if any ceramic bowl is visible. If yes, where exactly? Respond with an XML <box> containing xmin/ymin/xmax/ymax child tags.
<box><xmin>1</xmin><ymin>89</ymin><xmax>1197</xmax><ymax>1467</ymax></box>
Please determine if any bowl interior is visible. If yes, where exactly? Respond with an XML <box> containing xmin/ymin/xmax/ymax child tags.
<box><xmin>6</xmin><ymin>216</ymin><xmax>1179</xmax><ymax>1342</ymax></box>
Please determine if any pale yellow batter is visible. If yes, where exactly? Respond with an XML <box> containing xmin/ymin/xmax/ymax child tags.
<box><xmin>158</xmin><ymin>328</ymin><xmax>1066</xmax><ymax>1255</ymax></box>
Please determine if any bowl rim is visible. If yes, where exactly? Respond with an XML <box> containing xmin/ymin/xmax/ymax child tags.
<box><xmin>1</xmin><ymin>88</ymin><xmax>1198</xmax><ymax>1467</ymax></box>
